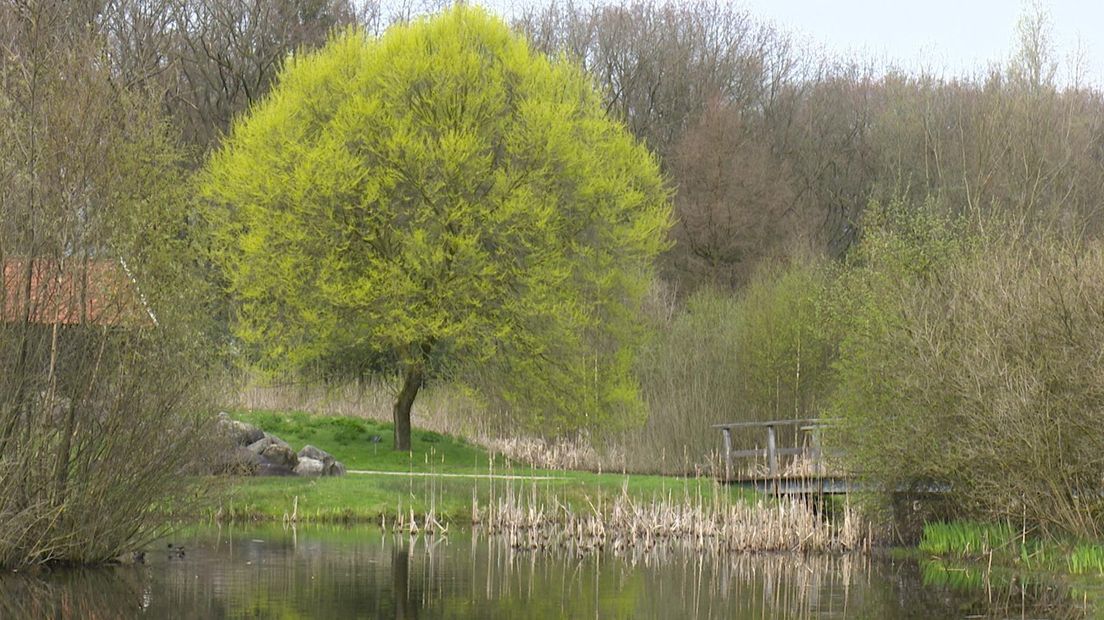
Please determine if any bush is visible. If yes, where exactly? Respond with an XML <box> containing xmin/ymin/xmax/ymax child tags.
<box><xmin>0</xmin><ymin>2</ymin><xmax>217</xmax><ymax>567</ymax></box>
<box><xmin>829</xmin><ymin>208</ymin><xmax>1104</xmax><ymax>537</ymax></box>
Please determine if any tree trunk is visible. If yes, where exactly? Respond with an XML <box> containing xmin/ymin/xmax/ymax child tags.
<box><xmin>392</xmin><ymin>362</ymin><xmax>423</xmax><ymax>451</ymax></box>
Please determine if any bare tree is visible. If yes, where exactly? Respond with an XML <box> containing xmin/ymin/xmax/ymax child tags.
<box><xmin>670</xmin><ymin>98</ymin><xmax>794</xmax><ymax>288</ymax></box>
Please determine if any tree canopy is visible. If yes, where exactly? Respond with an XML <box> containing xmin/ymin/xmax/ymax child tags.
<box><xmin>204</xmin><ymin>6</ymin><xmax>671</xmax><ymax>450</ymax></box>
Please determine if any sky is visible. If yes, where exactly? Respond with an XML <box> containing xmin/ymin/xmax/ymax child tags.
<box><xmin>469</xmin><ymin>0</ymin><xmax>1104</xmax><ymax>87</ymax></box>
<box><xmin>737</xmin><ymin>0</ymin><xmax>1104</xmax><ymax>85</ymax></box>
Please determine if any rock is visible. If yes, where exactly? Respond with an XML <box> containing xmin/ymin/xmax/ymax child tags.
<box><xmin>247</xmin><ymin>435</ymin><xmax>298</xmax><ymax>471</ymax></box>
<box><xmin>299</xmin><ymin>444</ymin><xmax>334</xmax><ymax>471</ymax></box>
<box><xmin>255</xmin><ymin>456</ymin><xmax>296</xmax><ymax>476</ymax></box>
<box><xmin>216</xmin><ymin>411</ymin><xmax>264</xmax><ymax>447</ymax></box>
<box><xmin>298</xmin><ymin>444</ymin><xmax>332</xmax><ymax>462</ymax></box>
<box><xmin>297</xmin><ymin>445</ymin><xmax>347</xmax><ymax>476</ymax></box>
<box><xmin>223</xmin><ymin>446</ymin><xmax>262</xmax><ymax>475</ymax></box>
<box><xmin>262</xmin><ymin>444</ymin><xmax>298</xmax><ymax>470</ymax></box>
<box><xmin>294</xmin><ymin>457</ymin><xmax>325</xmax><ymax>476</ymax></box>
<box><xmin>246</xmin><ymin>434</ymin><xmax>289</xmax><ymax>454</ymax></box>
<box><xmin>237</xmin><ymin>446</ymin><xmax>263</xmax><ymax>466</ymax></box>
<box><xmin>230</xmin><ymin>421</ymin><xmax>265</xmax><ymax>447</ymax></box>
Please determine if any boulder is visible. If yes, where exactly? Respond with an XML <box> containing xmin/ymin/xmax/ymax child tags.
<box><xmin>247</xmin><ymin>433</ymin><xmax>289</xmax><ymax>453</ymax></box>
<box><xmin>207</xmin><ymin>446</ymin><xmax>262</xmax><ymax>475</ymax></box>
<box><xmin>294</xmin><ymin>457</ymin><xmax>325</xmax><ymax>476</ymax></box>
<box><xmin>229</xmin><ymin>421</ymin><xmax>265</xmax><ymax>447</ymax></box>
<box><xmin>255</xmin><ymin>456</ymin><xmax>296</xmax><ymax>476</ymax></box>
<box><xmin>231</xmin><ymin>446</ymin><xmax>263</xmax><ymax>474</ymax></box>
<box><xmin>297</xmin><ymin>445</ymin><xmax>346</xmax><ymax>476</ymax></box>
<box><xmin>247</xmin><ymin>435</ymin><xmax>298</xmax><ymax>471</ymax></box>
<box><xmin>216</xmin><ymin>412</ymin><xmax>265</xmax><ymax>447</ymax></box>
<box><xmin>298</xmin><ymin>444</ymin><xmax>332</xmax><ymax>462</ymax></box>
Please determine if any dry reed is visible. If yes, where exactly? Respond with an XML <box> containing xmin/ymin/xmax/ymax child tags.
<box><xmin>469</xmin><ymin>484</ymin><xmax>869</xmax><ymax>557</ymax></box>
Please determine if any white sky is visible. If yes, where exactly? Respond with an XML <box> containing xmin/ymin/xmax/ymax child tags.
<box><xmin>469</xmin><ymin>0</ymin><xmax>1104</xmax><ymax>87</ymax></box>
<box><xmin>737</xmin><ymin>0</ymin><xmax>1104</xmax><ymax>85</ymax></box>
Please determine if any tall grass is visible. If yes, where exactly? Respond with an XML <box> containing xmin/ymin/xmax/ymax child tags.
<box><xmin>920</xmin><ymin>521</ymin><xmax>1104</xmax><ymax>576</ymax></box>
<box><xmin>919</xmin><ymin>522</ymin><xmax>1017</xmax><ymax>556</ymax></box>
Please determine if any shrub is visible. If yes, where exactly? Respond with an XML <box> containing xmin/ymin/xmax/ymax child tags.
<box><xmin>0</xmin><ymin>2</ymin><xmax>217</xmax><ymax>567</ymax></box>
<box><xmin>829</xmin><ymin>206</ymin><xmax>1104</xmax><ymax>537</ymax></box>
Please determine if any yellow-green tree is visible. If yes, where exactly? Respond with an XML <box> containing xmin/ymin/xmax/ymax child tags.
<box><xmin>204</xmin><ymin>7</ymin><xmax>670</xmax><ymax>450</ymax></box>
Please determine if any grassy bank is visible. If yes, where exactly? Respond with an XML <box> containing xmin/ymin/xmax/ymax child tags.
<box><xmin>918</xmin><ymin>521</ymin><xmax>1104</xmax><ymax>576</ymax></box>
<box><xmin>214</xmin><ymin>410</ymin><xmax>759</xmax><ymax>525</ymax></box>
<box><xmin>913</xmin><ymin>521</ymin><xmax>1104</xmax><ymax>615</ymax></box>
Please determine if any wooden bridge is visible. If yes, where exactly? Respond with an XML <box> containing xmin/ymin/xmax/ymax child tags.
<box><xmin>714</xmin><ymin>418</ymin><xmax>854</xmax><ymax>496</ymax></box>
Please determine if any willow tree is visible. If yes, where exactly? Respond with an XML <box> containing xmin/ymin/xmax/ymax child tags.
<box><xmin>204</xmin><ymin>7</ymin><xmax>670</xmax><ymax>450</ymax></box>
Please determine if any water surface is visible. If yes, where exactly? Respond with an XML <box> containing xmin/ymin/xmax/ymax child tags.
<box><xmin>0</xmin><ymin>525</ymin><xmax>1092</xmax><ymax>618</ymax></box>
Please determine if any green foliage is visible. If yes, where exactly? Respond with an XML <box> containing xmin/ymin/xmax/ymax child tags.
<box><xmin>328</xmin><ymin>417</ymin><xmax>368</xmax><ymax>444</ymax></box>
<box><xmin>824</xmin><ymin>199</ymin><xmax>973</xmax><ymax>497</ymax></box>
<box><xmin>1067</xmin><ymin>544</ymin><xmax>1104</xmax><ymax>575</ymax></box>
<box><xmin>730</xmin><ymin>259</ymin><xmax>836</xmax><ymax>424</ymax></box>
<box><xmin>919</xmin><ymin>522</ymin><xmax>1016</xmax><ymax>556</ymax></box>
<box><xmin>205</xmin><ymin>6</ymin><xmax>671</xmax><ymax>436</ymax></box>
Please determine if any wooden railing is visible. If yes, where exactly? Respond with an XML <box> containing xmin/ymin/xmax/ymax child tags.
<box><xmin>713</xmin><ymin>418</ymin><xmax>826</xmax><ymax>481</ymax></box>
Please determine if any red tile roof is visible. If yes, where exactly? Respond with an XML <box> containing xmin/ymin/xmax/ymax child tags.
<box><xmin>1</xmin><ymin>257</ymin><xmax>155</xmax><ymax>327</ymax></box>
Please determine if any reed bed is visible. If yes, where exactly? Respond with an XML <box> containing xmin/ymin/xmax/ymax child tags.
<box><xmin>478</xmin><ymin>436</ymin><xmax>606</xmax><ymax>471</ymax></box>
<box><xmin>468</xmin><ymin>484</ymin><xmax>869</xmax><ymax>556</ymax></box>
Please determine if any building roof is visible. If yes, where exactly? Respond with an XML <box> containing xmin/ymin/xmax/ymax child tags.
<box><xmin>1</xmin><ymin>257</ymin><xmax>156</xmax><ymax>327</ymax></box>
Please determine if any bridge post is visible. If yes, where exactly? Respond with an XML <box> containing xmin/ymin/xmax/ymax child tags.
<box><xmin>810</xmin><ymin>426</ymin><xmax>822</xmax><ymax>476</ymax></box>
<box><xmin>721</xmin><ymin>427</ymin><xmax>732</xmax><ymax>481</ymax></box>
<box><xmin>766</xmin><ymin>424</ymin><xmax>778</xmax><ymax>478</ymax></box>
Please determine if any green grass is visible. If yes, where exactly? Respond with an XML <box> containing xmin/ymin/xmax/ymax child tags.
<box><xmin>919</xmin><ymin>521</ymin><xmax>1017</xmax><ymax>556</ymax></box>
<box><xmin>232</xmin><ymin>410</ymin><xmax>496</xmax><ymax>473</ymax></box>
<box><xmin>919</xmin><ymin>520</ymin><xmax>1104</xmax><ymax>576</ymax></box>
<box><xmin>1067</xmin><ymin>543</ymin><xmax>1104</xmax><ymax>575</ymax></box>
<box><xmin>216</xmin><ymin>410</ymin><xmax>760</xmax><ymax>524</ymax></box>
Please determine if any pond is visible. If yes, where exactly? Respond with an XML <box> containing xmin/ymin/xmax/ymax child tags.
<box><xmin>0</xmin><ymin>525</ymin><xmax>1094</xmax><ymax>618</ymax></box>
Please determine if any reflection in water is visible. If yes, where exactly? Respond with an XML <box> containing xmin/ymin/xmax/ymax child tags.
<box><xmin>0</xmin><ymin>525</ymin><xmax>1094</xmax><ymax>619</ymax></box>
<box><xmin>0</xmin><ymin>566</ymin><xmax>149</xmax><ymax>618</ymax></box>
<box><xmin>918</xmin><ymin>559</ymin><xmax>1090</xmax><ymax>620</ymax></box>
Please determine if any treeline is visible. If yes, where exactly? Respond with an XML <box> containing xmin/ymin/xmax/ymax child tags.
<box><xmin>521</xmin><ymin>1</ymin><xmax>1104</xmax><ymax>289</ymax></box>
<box><xmin>24</xmin><ymin>0</ymin><xmax>1104</xmax><ymax>288</ymax></box>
